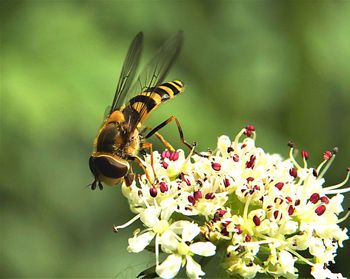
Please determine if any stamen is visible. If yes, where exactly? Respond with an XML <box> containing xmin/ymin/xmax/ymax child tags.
<box><xmin>337</xmin><ymin>209</ymin><xmax>350</xmax><ymax>224</ymax></box>
<box><xmin>289</xmin><ymin>147</ymin><xmax>302</xmax><ymax>170</ymax></box>
<box><xmin>318</xmin><ymin>152</ymin><xmax>336</xmax><ymax>179</ymax></box>
<box><xmin>324</xmin><ymin>170</ymin><xmax>350</xmax><ymax>191</ymax></box>
<box><xmin>113</xmin><ymin>214</ymin><xmax>140</xmax><ymax>232</ymax></box>
<box><xmin>233</xmin><ymin>128</ymin><xmax>246</xmax><ymax>149</ymax></box>
<box><xmin>243</xmin><ymin>194</ymin><xmax>253</xmax><ymax>220</ymax></box>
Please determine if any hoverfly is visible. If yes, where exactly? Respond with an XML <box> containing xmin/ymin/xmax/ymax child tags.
<box><xmin>89</xmin><ymin>31</ymin><xmax>194</xmax><ymax>190</ymax></box>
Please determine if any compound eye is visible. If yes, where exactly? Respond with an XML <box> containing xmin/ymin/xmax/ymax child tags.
<box><xmin>92</xmin><ymin>156</ymin><xmax>129</xmax><ymax>179</ymax></box>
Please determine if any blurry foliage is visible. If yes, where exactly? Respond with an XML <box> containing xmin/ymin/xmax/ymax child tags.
<box><xmin>1</xmin><ymin>0</ymin><xmax>349</xmax><ymax>277</ymax></box>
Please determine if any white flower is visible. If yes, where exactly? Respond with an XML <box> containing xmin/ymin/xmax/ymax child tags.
<box><xmin>156</xmin><ymin>222</ymin><xmax>216</xmax><ymax>279</ymax></box>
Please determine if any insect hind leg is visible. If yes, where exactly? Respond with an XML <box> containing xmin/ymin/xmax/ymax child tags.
<box><xmin>145</xmin><ymin>116</ymin><xmax>204</xmax><ymax>156</ymax></box>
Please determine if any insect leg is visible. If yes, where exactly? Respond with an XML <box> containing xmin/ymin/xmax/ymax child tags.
<box><xmin>141</xmin><ymin>126</ymin><xmax>176</xmax><ymax>152</ymax></box>
<box><xmin>145</xmin><ymin>116</ymin><xmax>201</xmax><ymax>155</ymax></box>
<box><xmin>130</xmin><ymin>155</ymin><xmax>155</xmax><ymax>185</ymax></box>
<box><xmin>141</xmin><ymin>142</ymin><xmax>158</xmax><ymax>183</ymax></box>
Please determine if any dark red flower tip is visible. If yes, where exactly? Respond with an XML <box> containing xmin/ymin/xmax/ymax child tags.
<box><xmin>235</xmin><ymin>225</ymin><xmax>242</xmax><ymax>234</ymax></box>
<box><xmin>246</xmin><ymin>155</ymin><xmax>256</xmax><ymax>169</ymax></box>
<box><xmin>320</xmin><ymin>196</ymin><xmax>329</xmax><ymax>204</ymax></box>
<box><xmin>301</xmin><ymin>149</ymin><xmax>309</xmax><ymax>160</ymax></box>
<box><xmin>205</xmin><ymin>192</ymin><xmax>215</xmax><ymax>199</ymax></box>
<box><xmin>315</xmin><ymin>205</ymin><xmax>326</xmax><ymax>216</ymax></box>
<box><xmin>150</xmin><ymin>187</ymin><xmax>158</xmax><ymax>197</ymax></box>
<box><xmin>162</xmin><ymin>161</ymin><xmax>169</xmax><ymax>169</ymax></box>
<box><xmin>288</xmin><ymin>141</ymin><xmax>294</xmax><ymax>148</ymax></box>
<box><xmin>246</xmin><ymin>177</ymin><xmax>254</xmax><ymax>182</ymax></box>
<box><xmin>232</xmin><ymin>154</ymin><xmax>239</xmax><ymax>162</ymax></box>
<box><xmin>181</xmin><ymin>173</ymin><xmax>191</xmax><ymax>186</ymax></box>
<box><xmin>188</xmin><ymin>195</ymin><xmax>196</xmax><ymax>205</ymax></box>
<box><xmin>323</xmin><ymin>151</ymin><xmax>332</xmax><ymax>160</ymax></box>
<box><xmin>294</xmin><ymin>199</ymin><xmax>301</xmax><ymax>206</ymax></box>
<box><xmin>253</xmin><ymin>215</ymin><xmax>261</xmax><ymax>226</ymax></box>
<box><xmin>309</xmin><ymin>193</ymin><xmax>320</xmax><ymax>204</ymax></box>
<box><xmin>347</xmin><ymin>167</ymin><xmax>350</xmax><ymax>173</ymax></box>
<box><xmin>286</xmin><ymin>196</ymin><xmax>293</xmax><ymax>203</ymax></box>
<box><xmin>289</xmin><ymin>167</ymin><xmax>298</xmax><ymax>178</ymax></box>
<box><xmin>288</xmin><ymin>205</ymin><xmax>295</xmax><ymax>216</ymax></box>
<box><xmin>221</xmin><ymin>227</ymin><xmax>229</xmax><ymax>236</ymax></box>
<box><xmin>161</xmin><ymin>150</ymin><xmax>171</xmax><ymax>159</ymax></box>
<box><xmin>333</xmin><ymin>147</ymin><xmax>338</xmax><ymax>154</ymax></box>
<box><xmin>169</xmin><ymin>151</ymin><xmax>179</xmax><ymax>161</ymax></box>
<box><xmin>217</xmin><ymin>209</ymin><xmax>226</xmax><ymax>217</ymax></box>
<box><xmin>212</xmin><ymin>162</ymin><xmax>221</xmax><ymax>171</ymax></box>
<box><xmin>227</xmin><ymin>146</ymin><xmax>234</xmax><ymax>153</ymax></box>
<box><xmin>223</xmin><ymin>178</ymin><xmax>230</xmax><ymax>187</ymax></box>
<box><xmin>275</xmin><ymin>182</ymin><xmax>284</xmax><ymax>190</ymax></box>
<box><xmin>244</xmin><ymin>125</ymin><xmax>255</xmax><ymax>137</ymax></box>
<box><xmin>159</xmin><ymin>182</ymin><xmax>168</xmax><ymax>193</ymax></box>
<box><xmin>273</xmin><ymin>210</ymin><xmax>279</xmax><ymax>219</ymax></box>
<box><xmin>245</xmin><ymin>235</ymin><xmax>252</xmax><ymax>242</ymax></box>
<box><xmin>193</xmin><ymin>190</ymin><xmax>203</xmax><ymax>200</ymax></box>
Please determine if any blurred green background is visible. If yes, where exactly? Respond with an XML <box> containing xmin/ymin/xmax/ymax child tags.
<box><xmin>1</xmin><ymin>0</ymin><xmax>350</xmax><ymax>277</ymax></box>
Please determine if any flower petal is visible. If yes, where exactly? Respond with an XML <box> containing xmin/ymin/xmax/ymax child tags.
<box><xmin>140</xmin><ymin>206</ymin><xmax>161</xmax><ymax>227</ymax></box>
<box><xmin>189</xmin><ymin>241</ymin><xmax>216</xmax><ymax>257</ymax></box>
<box><xmin>186</xmin><ymin>255</ymin><xmax>205</xmax><ymax>278</ymax></box>
<box><xmin>156</xmin><ymin>254</ymin><xmax>182</xmax><ymax>279</ymax></box>
<box><xmin>182</xmin><ymin>222</ymin><xmax>200</xmax><ymax>242</ymax></box>
<box><xmin>127</xmin><ymin>231</ymin><xmax>155</xmax><ymax>253</ymax></box>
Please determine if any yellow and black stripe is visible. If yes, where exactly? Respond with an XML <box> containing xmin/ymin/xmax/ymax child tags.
<box><xmin>123</xmin><ymin>80</ymin><xmax>184</xmax><ymax>125</ymax></box>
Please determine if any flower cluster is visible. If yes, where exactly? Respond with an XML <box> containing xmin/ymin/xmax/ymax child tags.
<box><xmin>115</xmin><ymin>126</ymin><xmax>349</xmax><ymax>278</ymax></box>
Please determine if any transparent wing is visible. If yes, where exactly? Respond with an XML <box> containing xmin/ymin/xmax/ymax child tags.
<box><xmin>109</xmin><ymin>32</ymin><xmax>143</xmax><ymax>114</ymax></box>
<box><xmin>124</xmin><ymin>31</ymin><xmax>184</xmax><ymax>129</ymax></box>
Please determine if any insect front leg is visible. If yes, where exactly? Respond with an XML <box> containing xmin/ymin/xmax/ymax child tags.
<box><xmin>130</xmin><ymin>154</ymin><xmax>156</xmax><ymax>186</ymax></box>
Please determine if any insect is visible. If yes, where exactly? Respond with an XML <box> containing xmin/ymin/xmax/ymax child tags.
<box><xmin>89</xmin><ymin>31</ymin><xmax>195</xmax><ymax>190</ymax></box>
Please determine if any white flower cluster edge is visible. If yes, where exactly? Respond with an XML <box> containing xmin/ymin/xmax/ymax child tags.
<box><xmin>116</xmin><ymin>126</ymin><xmax>349</xmax><ymax>279</ymax></box>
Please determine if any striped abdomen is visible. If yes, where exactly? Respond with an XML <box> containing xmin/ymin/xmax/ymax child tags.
<box><xmin>122</xmin><ymin>80</ymin><xmax>184</xmax><ymax>124</ymax></box>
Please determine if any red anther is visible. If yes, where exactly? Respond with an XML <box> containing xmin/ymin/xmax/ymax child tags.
<box><xmin>169</xmin><ymin>151</ymin><xmax>179</xmax><ymax>161</ymax></box>
<box><xmin>288</xmin><ymin>141</ymin><xmax>294</xmax><ymax>148</ymax></box>
<box><xmin>274</xmin><ymin>197</ymin><xmax>283</xmax><ymax>204</ymax></box>
<box><xmin>333</xmin><ymin>147</ymin><xmax>338</xmax><ymax>154</ymax></box>
<box><xmin>309</xmin><ymin>193</ymin><xmax>320</xmax><ymax>204</ymax></box>
<box><xmin>246</xmin><ymin>177</ymin><xmax>254</xmax><ymax>182</ymax></box>
<box><xmin>289</xmin><ymin>168</ymin><xmax>298</xmax><ymax>178</ymax></box>
<box><xmin>288</xmin><ymin>205</ymin><xmax>295</xmax><ymax>215</ymax></box>
<box><xmin>150</xmin><ymin>187</ymin><xmax>158</xmax><ymax>197</ymax></box>
<box><xmin>241</xmin><ymin>144</ymin><xmax>247</xmax><ymax>149</ymax></box>
<box><xmin>205</xmin><ymin>192</ymin><xmax>215</xmax><ymax>199</ymax></box>
<box><xmin>181</xmin><ymin>173</ymin><xmax>191</xmax><ymax>186</ymax></box>
<box><xmin>162</xmin><ymin>161</ymin><xmax>169</xmax><ymax>169</ymax></box>
<box><xmin>253</xmin><ymin>185</ymin><xmax>260</xmax><ymax>191</ymax></box>
<box><xmin>267</xmin><ymin>205</ymin><xmax>273</xmax><ymax>210</ymax></box>
<box><xmin>223</xmin><ymin>178</ymin><xmax>230</xmax><ymax>187</ymax></box>
<box><xmin>161</xmin><ymin>150</ymin><xmax>171</xmax><ymax>159</ymax></box>
<box><xmin>194</xmin><ymin>190</ymin><xmax>203</xmax><ymax>200</ymax></box>
<box><xmin>286</xmin><ymin>196</ymin><xmax>293</xmax><ymax>203</ymax></box>
<box><xmin>295</xmin><ymin>199</ymin><xmax>301</xmax><ymax>206</ymax></box>
<box><xmin>347</xmin><ymin>167</ymin><xmax>350</xmax><ymax>172</ymax></box>
<box><xmin>323</xmin><ymin>151</ymin><xmax>332</xmax><ymax>160</ymax></box>
<box><xmin>221</xmin><ymin>227</ymin><xmax>229</xmax><ymax>236</ymax></box>
<box><xmin>253</xmin><ymin>215</ymin><xmax>261</xmax><ymax>226</ymax></box>
<box><xmin>301</xmin><ymin>149</ymin><xmax>309</xmax><ymax>160</ymax></box>
<box><xmin>159</xmin><ymin>182</ymin><xmax>168</xmax><ymax>193</ymax></box>
<box><xmin>273</xmin><ymin>210</ymin><xmax>279</xmax><ymax>219</ymax></box>
<box><xmin>245</xmin><ymin>235</ymin><xmax>252</xmax><ymax>242</ymax></box>
<box><xmin>235</xmin><ymin>225</ymin><xmax>242</xmax><ymax>234</ymax></box>
<box><xmin>246</xmin><ymin>155</ymin><xmax>256</xmax><ymax>169</ymax></box>
<box><xmin>217</xmin><ymin>209</ymin><xmax>226</xmax><ymax>217</ymax></box>
<box><xmin>275</xmin><ymin>182</ymin><xmax>284</xmax><ymax>190</ymax></box>
<box><xmin>244</xmin><ymin>125</ymin><xmax>255</xmax><ymax>137</ymax></box>
<box><xmin>188</xmin><ymin>195</ymin><xmax>196</xmax><ymax>205</ymax></box>
<box><xmin>227</xmin><ymin>146</ymin><xmax>234</xmax><ymax>153</ymax></box>
<box><xmin>315</xmin><ymin>205</ymin><xmax>326</xmax><ymax>216</ymax></box>
<box><xmin>232</xmin><ymin>154</ymin><xmax>239</xmax><ymax>162</ymax></box>
<box><xmin>212</xmin><ymin>162</ymin><xmax>221</xmax><ymax>171</ymax></box>
<box><xmin>320</xmin><ymin>196</ymin><xmax>329</xmax><ymax>204</ymax></box>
